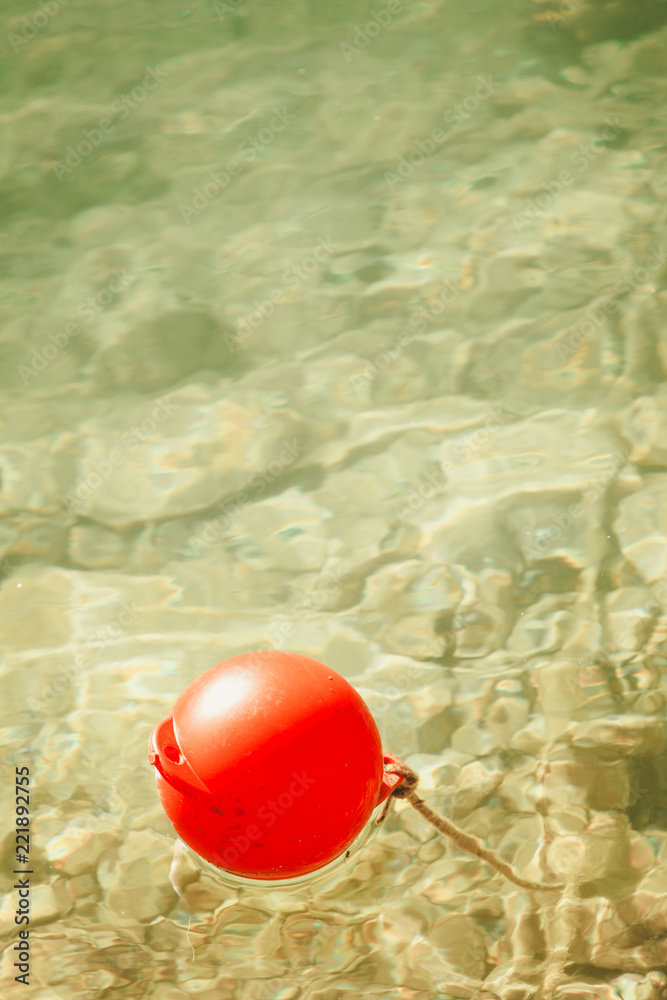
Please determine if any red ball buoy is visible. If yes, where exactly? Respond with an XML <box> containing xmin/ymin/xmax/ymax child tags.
<box><xmin>148</xmin><ymin>651</ymin><xmax>399</xmax><ymax>880</ymax></box>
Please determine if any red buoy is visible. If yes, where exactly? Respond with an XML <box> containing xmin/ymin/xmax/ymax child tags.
<box><xmin>148</xmin><ymin>651</ymin><xmax>396</xmax><ymax>880</ymax></box>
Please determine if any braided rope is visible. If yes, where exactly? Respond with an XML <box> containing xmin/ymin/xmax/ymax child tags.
<box><xmin>379</xmin><ymin>759</ymin><xmax>561</xmax><ymax>892</ymax></box>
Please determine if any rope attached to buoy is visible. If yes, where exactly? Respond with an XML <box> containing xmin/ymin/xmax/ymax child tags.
<box><xmin>378</xmin><ymin>759</ymin><xmax>561</xmax><ymax>892</ymax></box>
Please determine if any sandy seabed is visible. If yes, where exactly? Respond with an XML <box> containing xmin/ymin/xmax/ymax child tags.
<box><xmin>2</xmin><ymin>0</ymin><xmax>667</xmax><ymax>997</ymax></box>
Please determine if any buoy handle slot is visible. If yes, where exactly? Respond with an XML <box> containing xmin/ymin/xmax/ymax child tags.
<box><xmin>163</xmin><ymin>745</ymin><xmax>183</xmax><ymax>764</ymax></box>
<box><xmin>148</xmin><ymin>716</ymin><xmax>208</xmax><ymax>794</ymax></box>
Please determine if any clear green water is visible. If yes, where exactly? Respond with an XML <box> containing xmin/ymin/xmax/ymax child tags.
<box><xmin>3</xmin><ymin>0</ymin><xmax>667</xmax><ymax>997</ymax></box>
